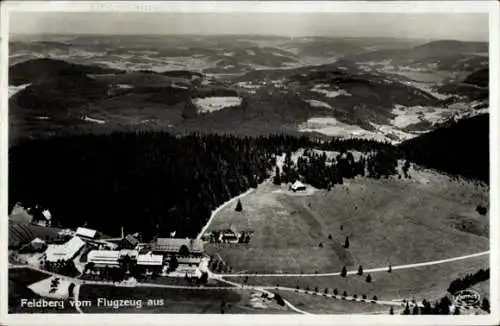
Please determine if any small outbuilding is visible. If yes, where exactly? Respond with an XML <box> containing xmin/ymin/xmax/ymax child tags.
<box><xmin>290</xmin><ymin>180</ymin><xmax>307</xmax><ymax>192</ymax></box>
<box><xmin>75</xmin><ymin>227</ymin><xmax>97</xmax><ymax>240</ymax></box>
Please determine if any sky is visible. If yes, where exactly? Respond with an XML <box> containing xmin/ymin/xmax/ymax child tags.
<box><xmin>10</xmin><ymin>12</ymin><xmax>489</xmax><ymax>42</ymax></box>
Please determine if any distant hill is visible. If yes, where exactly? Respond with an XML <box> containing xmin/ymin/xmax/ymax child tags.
<box><xmin>464</xmin><ymin>67</ymin><xmax>489</xmax><ymax>87</ymax></box>
<box><xmin>9</xmin><ymin>58</ymin><xmax>123</xmax><ymax>86</ymax></box>
<box><xmin>399</xmin><ymin>113</ymin><xmax>489</xmax><ymax>183</ymax></box>
<box><xmin>438</xmin><ymin>67</ymin><xmax>489</xmax><ymax>101</ymax></box>
<box><xmin>11</xmin><ymin>72</ymin><xmax>109</xmax><ymax>114</ymax></box>
<box><xmin>344</xmin><ymin>40</ymin><xmax>488</xmax><ymax>71</ymax></box>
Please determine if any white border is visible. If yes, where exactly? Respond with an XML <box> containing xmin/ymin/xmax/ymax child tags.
<box><xmin>1</xmin><ymin>1</ymin><xmax>499</xmax><ymax>326</ymax></box>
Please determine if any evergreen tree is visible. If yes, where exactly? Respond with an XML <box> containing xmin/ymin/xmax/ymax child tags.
<box><xmin>403</xmin><ymin>303</ymin><xmax>411</xmax><ymax>315</ymax></box>
<box><xmin>421</xmin><ymin>299</ymin><xmax>431</xmax><ymax>315</ymax></box>
<box><xmin>357</xmin><ymin>265</ymin><xmax>363</xmax><ymax>276</ymax></box>
<box><xmin>453</xmin><ymin>307</ymin><xmax>461</xmax><ymax>315</ymax></box>
<box><xmin>389</xmin><ymin>307</ymin><xmax>394</xmax><ymax>315</ymax></box>
<box><xmin>412</xmin><ymin>305</ymin><xmax>419</xmax><ymax>315</ymax></box>
<box><xmin>328</xmin><ymin>234</ymin><xmax>332</xmax><ymax>240</ymax></box>
<box><xmin>169</xmin><ymin>254</ymin><xmax>179</xmax><ymax>272</ymax></box>
<box><xmin>343</xmin><ymin>291</ymin><xmax>347</xmax><ymax>297</ymax></box>
<box><xmin>340</xmin><ymin>266</ymin><xmax>347</xmax><ymax>277</ymax></box>
<box><xmin>388</xmin><ymin>264</ymin><xmax>392</xmax><ymax>273</ymax></box>
<box><xmin>482</xmin><ymin>298</ymin><xmax>490</xmax><ymax>313</ymax></box>
<box><xmin>366</xmin><ymin>274</ymin><xmax>372</xmax><ymax>283</ymax></box>
<box><xmin>333</xmin><ymin>289</ymin><xmax>338</xmax><ymax>295</ymax></box>
<box><xmin>235</xmin><ymin>199</ymin><xmax>243</xmax><ymax>212</ymax></box>
<box><xmin>273</xmin><ymin>166</ymin><xmax>282</xmax><ymax>185</ymax></box>
<box><xmin>344</xmin><ymin>236</ymin><xmax>350</xmax><ymax>249</ymax></box>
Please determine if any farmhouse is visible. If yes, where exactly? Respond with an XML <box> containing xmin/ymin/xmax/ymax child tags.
<box><xmin>153</xmin><ymin>238</ymin><xmax>205</xmax><ymax>264</ymax></box>
<box><xmin>40</xmin><ymin>236</ymin><xmax>86</xmax><ymax>264</ymax></box>
<box><xmin>75</xmin><ymin>227</ymin><xmax>97</xmax><ymax>240</ymax></box>
<box><xmin>218</xmin><ymin>227</ymin><xmax>241</xmax><ymax>243</ymax></box>
<box><xmin>290</xmin><ymin>180</ymin><xmax>307</xmax><ymax>192</ymax></box>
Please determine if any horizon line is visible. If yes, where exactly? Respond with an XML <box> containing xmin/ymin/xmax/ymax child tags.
<box><xmin>8</xmin><ymin>33</ymin><xmax>488</xmax><ymax>43</ymax></box>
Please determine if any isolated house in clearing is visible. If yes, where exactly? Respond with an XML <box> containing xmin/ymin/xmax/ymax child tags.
<box><xmin>290</xmin><ymin>180</ymin><xmax>307</xmax><ymax>192</ymax></box>
<box><xmin>218</xmin><ymin>227</ymin><xmax>241</xmax><ymax>243</ymax></box>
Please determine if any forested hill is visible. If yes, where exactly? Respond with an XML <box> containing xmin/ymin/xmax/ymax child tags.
<box><xmin>399</xmin><ymin>113</ymin><xmax>489</xmax><ymax>183</ymax></box>
<box><xmin>9</xmin><ymin>133</ymin><xmax>394</xmax><ymax>239</ymax></box>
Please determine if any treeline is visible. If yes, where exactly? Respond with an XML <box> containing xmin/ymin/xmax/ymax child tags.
<box><xmin>9</xmin><ymin>113</ymin><xmax>488</xmax><ymax>239</ymax></box>
<box><xmin>397</xmin><ymin>267</ymin><xmax>490</xmax><ymax>315</ymax></box>
<box><xmin>9</xmin><ymin>132</ymin><xmax>393</xmax><ymax>240</ymax></box>
<box><xmin>447</xmin><ymin>268</ymin><xmax>489</xmax><ymax>295</ymax></box>
<box><xmin>274</xmin><ymin>147</ymin><xmax>400</xmax><ymax>190</ymax></box>
<box><xmin>399</xmin><ymin>113</ymin><xmax>489</xmax><ymax>183</ymax></box>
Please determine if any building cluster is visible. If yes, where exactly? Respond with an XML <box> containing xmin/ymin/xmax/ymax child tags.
<box><xmin>30</xmin><ymin>225</ymin><xmax>206</xmax><ymax>278</ymax></box>
<box><xmin>85</xmin><ymin>236</ymin><xmax>206</xmax><ymax>277</ymax></box>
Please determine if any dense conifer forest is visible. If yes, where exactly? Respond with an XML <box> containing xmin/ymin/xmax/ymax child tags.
<box><xmin>399</xmin><ymin>113</ymin><xmax>489</xmax><ymax>183</ymax></box>
<box><xmin>9</xmin><ymin>114</ymin><xmax>488</xmax><ymax>238</ymax></box>
<box><xmin>9</xmin><ymin>132</ymin><xmax>397</xmax><ymax>239</ymax></box>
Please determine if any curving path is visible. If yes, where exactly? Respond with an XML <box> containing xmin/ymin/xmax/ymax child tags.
<box><xmin>9</xmin><ymin>248</ymin><xmax>489</xmax><ymax>315</ymax></box>
<box><xmin>196</xmin><ymin>187</ymin><xmax>256</xmax><ymax>240</ymax></box>
<box><xmin>215</xmin><ymin>250</ymin><xmax>490</xmax><ymax>278</ymax></box>
<box><xmin>73</xmin><ymin>284</ymin><xmax>84</xmax><ymax>314</ymax></box>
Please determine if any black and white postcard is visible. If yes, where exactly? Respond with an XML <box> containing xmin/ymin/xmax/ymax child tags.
<box><xmin>1</xmin><ymin>1</ymin><xmax>498</xmax><ymax>325</ymax></box>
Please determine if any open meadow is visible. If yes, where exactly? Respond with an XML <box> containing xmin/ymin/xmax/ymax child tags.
<box><xmin>207</xmin><ymin>166</ymin><xmax>488</xmax><ymax>275</ymax></box>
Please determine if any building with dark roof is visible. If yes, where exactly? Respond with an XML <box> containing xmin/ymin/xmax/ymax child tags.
<box><xmin>152</xmin><ymin>238</ymin><xmax>205</xmax><ymax>265</ymax></box>
<box><xmin>120</xmin><ymin>234</ymin><xmax>139</xmax><ymax>250</ymax></box>
<box><xmin>153</xmin><ymin>238</ymin><xmax>204</xmax><ymax>254</ymax></box>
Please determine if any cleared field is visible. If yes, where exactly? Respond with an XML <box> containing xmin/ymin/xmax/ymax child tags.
<box><xmin>208</xmin><ymin>167</ymin><xmax>488</xmax><ymax>274</ymax></box>
<box><xmin>274</xmin><ymin>290</ymin><xmax>394</xmax><ymax>314</ymax></box>
<box><xmin>78</xmin><ymin>285</ymin><xmax>290</xmax><ymax>314</ymax></box>
<box><xmin>231</xmin><ymin>254</ymin><xmax>489</xmax><ymax>302</ymax></box>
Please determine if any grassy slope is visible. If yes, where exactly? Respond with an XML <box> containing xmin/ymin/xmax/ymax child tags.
<box><xmin>208</xmin><ymin>167</ymin><xmax>488</xmax><ymax>274</ymax></box>
<box><xmin>232</xmin><ymin>254</ymin><xmax>489</xmax><ymax>302</ymax></box>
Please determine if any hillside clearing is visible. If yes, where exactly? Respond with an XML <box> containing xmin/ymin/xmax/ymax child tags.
<box><xmin>207</xmin><ymin>166</ymin><xmax>488</xmax><ymax>274</ymax></box>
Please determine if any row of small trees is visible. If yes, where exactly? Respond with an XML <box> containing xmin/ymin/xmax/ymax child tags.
<box><xmin>294</xmin><ymin>284</ymin><xmax>379</xmax><ymax>301</ymax></box>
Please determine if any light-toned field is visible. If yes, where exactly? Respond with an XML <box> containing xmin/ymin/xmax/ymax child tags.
<box><xmin>208</xmin><ymin>166</ymin><xmax>488</xmax><ymax>275</ymax></box>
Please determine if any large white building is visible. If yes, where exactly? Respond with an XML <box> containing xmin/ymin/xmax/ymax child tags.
<box><xmin>40</xmin><ymin>236</ymin><xmax>86</xmax><ymax>263</ymax></box>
